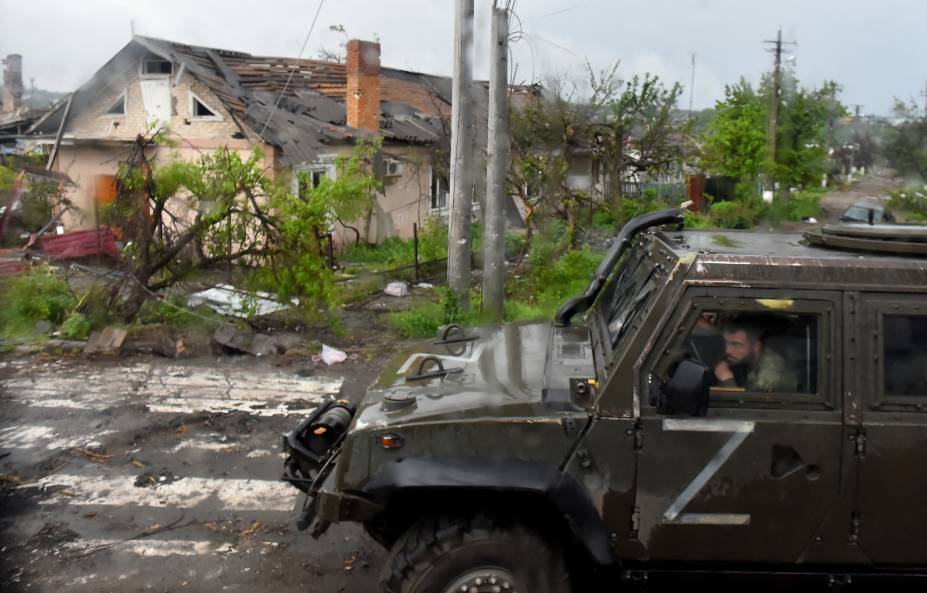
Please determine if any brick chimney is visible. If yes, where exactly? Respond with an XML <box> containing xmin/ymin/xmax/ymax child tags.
<box><xmin>2</xmin><ymin>54</ymin><xmax>24</xmax><ymax>114</ymax></box>
<box><xmin>345</xmin><ymin>40</ymin><xmax>381</xmax><ymax>132</ymax></box>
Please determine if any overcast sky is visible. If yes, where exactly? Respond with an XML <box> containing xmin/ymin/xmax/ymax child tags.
<box><xmin>1</xmin><ymin>0</ymin><xmax>923</xmax><ymax>115</ymax></box>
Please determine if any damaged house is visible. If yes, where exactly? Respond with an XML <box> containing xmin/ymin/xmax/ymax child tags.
<box><xmin>21</xmin><ymin>35</ymin><xmax>531</xmax><ymax>244</ymax></box>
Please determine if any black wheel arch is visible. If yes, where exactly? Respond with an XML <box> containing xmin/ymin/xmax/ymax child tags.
<box><xmin>360</xmin><ymin>456</ymin><xmax>616</xmax><ymax>566</ymax></box>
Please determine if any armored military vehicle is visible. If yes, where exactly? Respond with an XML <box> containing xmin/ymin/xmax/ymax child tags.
<box><xmin>283</xmin><ymin>209</ymin><xmax>927</xmax><ymax>592</ymax></box>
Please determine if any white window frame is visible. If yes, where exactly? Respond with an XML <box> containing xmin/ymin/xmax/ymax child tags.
<box><xmin>292</xmin><ymin>159</ymin><xmax>337</xmax><ymax>196</ymax></box>
<box><xmin>429</xmin><ymin>166</ymin><xmax>449</xmax><ymax>214</ymax></box>
<box><xmin>100</xmin><ymin>89</ymin><xmax>127</xmax><ymax>118</ymax></box>
<box><xmin>188</xmin><ymin>91</ymin><xmax>223</xmax><ymax>122</ymax></box>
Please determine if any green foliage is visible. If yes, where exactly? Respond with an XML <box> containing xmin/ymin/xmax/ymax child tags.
<box><xmin>0</xmin><ymin>267</ymin><xmax>77</xmax><ymax>338</ymax></box>
<box><xmin>509</xmin><ymin>65</ymin><xmax>685</xmax><ymax>235</ymax></box>
<box><xmin>138</xmin><ymin>296</ymin><xmax>217</xmax><ymax>328</ymax></box>
<box><xmin>60</xmin><ymin>313</ymin><xmax>93</xmax><ymax>340</ymax></box>
<box><xmin>702</xmin><ymin>79</ymin><xmax>768</xmax><ymax>181</ymax></box>
<box><xmin>618</xmin><ymin>192</ymin><xmax>671</xmax><ymax>224</ymax></box>
<box><xmin>888</xmin><ymin>187</ymin><xmax>927</xmax><ymax>221</ymax></box>
<box><xmin>385</xmin><ymin>302</ymin><xmax>446</xmax><ymax>338</ymax></box>
<box><xmin>702</xmin><ymin>78</ymin><xmax>845</xmax><ymax>190</ymax></box>
<box><xmin>766</xmin><ymin>188</ymin><xmax>824</xmax><ymax>223</ymax></box>
<box><xmin>256</xmin><ymin>140</ymin><xmax>382</xmax><ymax>317</ymax></box>
<box><xmin>884</xmin><ymin>101</ymin><xmax>927</xmax><ymax>183</ymax></box>
<box><xmin>385</xmin><ymin>287</ymin><xmax>479</xmax><ymax>338</ymax></box>
<box><xmin>0</xmin><ymin>164</ymin><xmax>15</xmax><ymax>193</ymax></box>
<box><xmin>511</xmin><ymin>222</ymin><xmax>603</xmax><ymax>317</ymax></box>
<box><xmin>343</xmin><ymin>216</ymin><xmax>448</xmax><ymax>269</ymax></box>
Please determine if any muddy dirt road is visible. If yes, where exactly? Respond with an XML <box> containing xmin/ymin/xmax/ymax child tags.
<box><xmin>0</xmin><ymin>355</ymin><xmax>386</xmax><ymax>592</ymax></box>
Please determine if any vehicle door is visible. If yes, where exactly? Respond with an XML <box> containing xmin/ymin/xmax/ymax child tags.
<box><xmin>856</xmin><ymin>293</ymin><xmax>927</xmax><ymax>564</ymax></box>
<box><xmin>632</xmin><ymin>288</ymin><xmax>846</xmax><ymax>563</ymax></box>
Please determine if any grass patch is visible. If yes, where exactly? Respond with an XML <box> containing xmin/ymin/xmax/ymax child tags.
<box><xmin>0</xmin><ymin>267</ymin><xmax>77</xmax><ymax>340</ymax></box>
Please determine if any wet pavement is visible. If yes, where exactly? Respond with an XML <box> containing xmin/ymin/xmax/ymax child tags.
<box><xmin>0</xmin><ymin>355</ymin><xmax>386</xmax><ymax>592</ymax></box>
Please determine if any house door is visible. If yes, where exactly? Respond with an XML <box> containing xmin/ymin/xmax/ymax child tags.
<box><xmin>633</xmin><ymin>289</ymin><xmax>846</xmax><ymax>563</ymax></box>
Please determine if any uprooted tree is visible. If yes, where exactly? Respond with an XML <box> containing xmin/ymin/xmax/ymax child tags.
<box><xmin>107</xmin><ymin>130</ymin><xmax>381</xmax><ymax>320</ymax></box>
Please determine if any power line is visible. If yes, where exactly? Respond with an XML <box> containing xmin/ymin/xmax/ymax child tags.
<box><xmin>257</xmin><ymin>0</ymin><xmax>326</xmax><ymax>141</ymax></box>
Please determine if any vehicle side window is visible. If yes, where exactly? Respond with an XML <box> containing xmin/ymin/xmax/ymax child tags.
<box><xmin>883</xmin><ymin>314</ymin><xmax>927</xmax><ymax>397</ymax></box>
<box><xmin>674</xmin><ymin>310</ymin><xmax>819</xmax><ymax>396</ymax></box>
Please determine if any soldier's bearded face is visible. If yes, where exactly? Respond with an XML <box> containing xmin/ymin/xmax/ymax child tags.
<box><xmin>723</xmin><ymin>330</ymin><xmax>761</xmax><ymax>366</ymax></box>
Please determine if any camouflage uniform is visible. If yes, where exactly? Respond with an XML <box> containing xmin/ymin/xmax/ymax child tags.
<box><xmin>720</xmin><ymin>349</ymin><xmax>798</xmax><ymax>393</ymax></box>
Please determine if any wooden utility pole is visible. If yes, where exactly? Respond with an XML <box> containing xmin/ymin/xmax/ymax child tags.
<box><xmin>765</xmin><ymin>28</ymin><xmax>783</xmax><ymax>167</ymax></box>
<box><xmin>763</xmin><ymin>28</ymin><xmax>796</xmax><ymax>193</ymax></box>
<box><xmin>483</xmin><ymin>4</ymin><xmax>510</xmax><ymax>323</ymax></box>
<box><xmin>447</xmin><ymin>0</ymin><xmax>475</xmax><ymax>310</ymax></box>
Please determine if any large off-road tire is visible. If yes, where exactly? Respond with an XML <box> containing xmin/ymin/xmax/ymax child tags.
<box><xmin>379</xmin><ymin>515</ymin><xmax>571</xmax><ymax>593</ymax></box>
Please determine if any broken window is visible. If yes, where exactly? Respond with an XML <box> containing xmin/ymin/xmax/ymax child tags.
<box><xmin>430</xmin><ymin>169</ymin><xmax>448</xmax><ymax>210</ymax></box>
<box><xmin>189</xmin><ymin>92</ymin><xmax>221</xmax><ymax>120</ymax></box>
<box><xmin>143</xmin><ymin>58</ymin><xmax>173</xmax><ymax>76</ymax></box>
<box><xmin>103</xmin><ymin>91</ymin><xmax>126</xmax><ymax>116</ymax></box>
<box><xmin>296</xmin><ymin>165</ymin><xmax>333</xmax><ymax>198</ymax></box>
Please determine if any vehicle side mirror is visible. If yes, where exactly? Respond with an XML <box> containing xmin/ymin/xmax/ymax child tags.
<box><xmin>656</xmin><ymin>360</ymin><xmax>710</xmax><ymax>417</ymax></box>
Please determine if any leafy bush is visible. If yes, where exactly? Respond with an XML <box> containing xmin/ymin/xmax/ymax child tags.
<box><xmin>708</xmin><ymin>200</ymin><xmax>761</xmax><ymax>229</ymax></box>
<box><xmin>889</xmin><ymin>188</ymin><xmax>927</xmax><ymax>221</ymax></box>
<box><xmin>766</xmin><ymin>189</ymin><xmax>824</xmax><ymax>223</ymax></box>
<box><xmin>343</xmin><ymin>217</ymin><xmax>449</xmax><ymax>269</ymax></box>
<box><xmin>60</xmin><ymin>313</ymin><xmax>93</xmax><ymax>340</ymax></box>
<box><xmin>385</xmin><ymin>288</ymin><xmax>479</xmax><ymax>338</ymax></box>
<box><xmin>0</xmin><ymin>267</ymin><xmax>77</xmax><ymax>338</ymax></box>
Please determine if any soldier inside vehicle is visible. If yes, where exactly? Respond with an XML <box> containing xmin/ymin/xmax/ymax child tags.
<box><xmin>683</xmin><ymin>311</ymin><xmax>818</xmax><ymax>395</ymax></box>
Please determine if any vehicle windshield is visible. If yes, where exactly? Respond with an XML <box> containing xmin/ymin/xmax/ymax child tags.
<box><xmin>593</xmin><ymin>243</ymin><xmax>658</xmax><ymax>353</ymax></box>
<box><xmin>842</xmin><ymin>205</ymin><xmax>880</xmax><ymax>222</ymax></box>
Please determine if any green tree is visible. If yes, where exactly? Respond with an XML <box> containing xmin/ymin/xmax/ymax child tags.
<box><xmin>702</xmin><ymin>78</ymin><xmax>845</xmax><ymax>191</ymax></box>
<box><xmin>884</xmin><ymin>99</ymin><xmax>927</xmax><ymax>183</ymax></box>
<box><xmin>108</xmin><ymin>130</ymin><xmax>380</xmax><ymax>320</ymax></box>
<box><xmin>701</xmin><ymin>79</ymin><xmax>768</xmax><ymax>181</ymax></box>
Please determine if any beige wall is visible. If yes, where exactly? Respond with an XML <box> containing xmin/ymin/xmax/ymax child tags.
<box><xmin>53</xmin><ymin>141</ymin><xmax>273</xmax><ymax>231</ymax></box>
<box><xmin>330</xmin><ymin>145</ymin><xmax>437</xmax><ymax>247</ymax></box>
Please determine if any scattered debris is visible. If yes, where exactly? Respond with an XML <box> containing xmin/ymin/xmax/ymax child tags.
<box><xmin>122</xmin><ymin>325</ymin><xmax>187</xmax><ymax>358</ymax></box>
<box><xmin>40</xmin><ymin>228</ymin><xmax>119</xmax><ymax>261</ymax></box>
<box><xmin>83</xmin><ymin>327</ymin><xmax>128</xmax><ymax>355</ymax></box>
<box><xmin>240</xmin><ymin>520</ymin><xmax>262</xmax><ymax>538</ymax></box>
<box><xmin>187</xmin><ymin>284</ymin><xmax>292</xmax><ymax>318</ymax></box>
<box><xmin>314</xmin><ymin>344</ymin><xmax>347</xmax><ymax>366</ymax></box>
<box><xmin>73</xmin><ymin>448</ymin><xmax>113</xmax><ymax>463</ymax></box>
<box><xmin>414</xmin><ymin>282</ymin><xmax>434</xmax><ymax>289</ymax></box>
<box><xmin>384</xmin><ymin>281</ymin><xmax>409</xmax><ymax>297</ymax></box>
<box><xmin>134</xmin><ymin>471</ymin><xmax>179</xmax><ymax>488</ymax></box>
<box><xmin>130</xmin><ymin>459</ymin><xmax>146</xmax><ymax>469</ymax></box>
<box><xmin>0</xmin><ymin>473</ymin><xmax>23</xmax><ymax>484</ymax></box>
<box><xmin>212</xmin><ymin>325</ymin><xmax>286</xmax><ymax>356</ymax></box>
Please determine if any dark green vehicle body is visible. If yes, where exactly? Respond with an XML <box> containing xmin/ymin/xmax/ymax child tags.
<box><xmin>283</xmin><ymin>212</ymin><xmax>927</xmax><ymax>584</ymax></box>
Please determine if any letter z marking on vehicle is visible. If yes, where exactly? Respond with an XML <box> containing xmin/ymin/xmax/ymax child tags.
<box><xmin>661</xmin><ymin>419</ymin><xmax>755</xmax><ymax>526</ymax></box>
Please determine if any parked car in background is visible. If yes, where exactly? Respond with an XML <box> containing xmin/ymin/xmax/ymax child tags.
<box><xmin>840</xmin><ymin>199</ymin><xmax>895</xmax><ymax>224</ymax></box>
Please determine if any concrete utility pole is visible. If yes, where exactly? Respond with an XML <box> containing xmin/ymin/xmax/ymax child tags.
<box><xmin>447</xmin><ymin>0</ymin><xmax>475</xmax><ymax>310</ymax></box>
<box><xmin>483</xmin><ymin>4</ymin><xmax>510</xmax><ymax>323</ymax></box>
